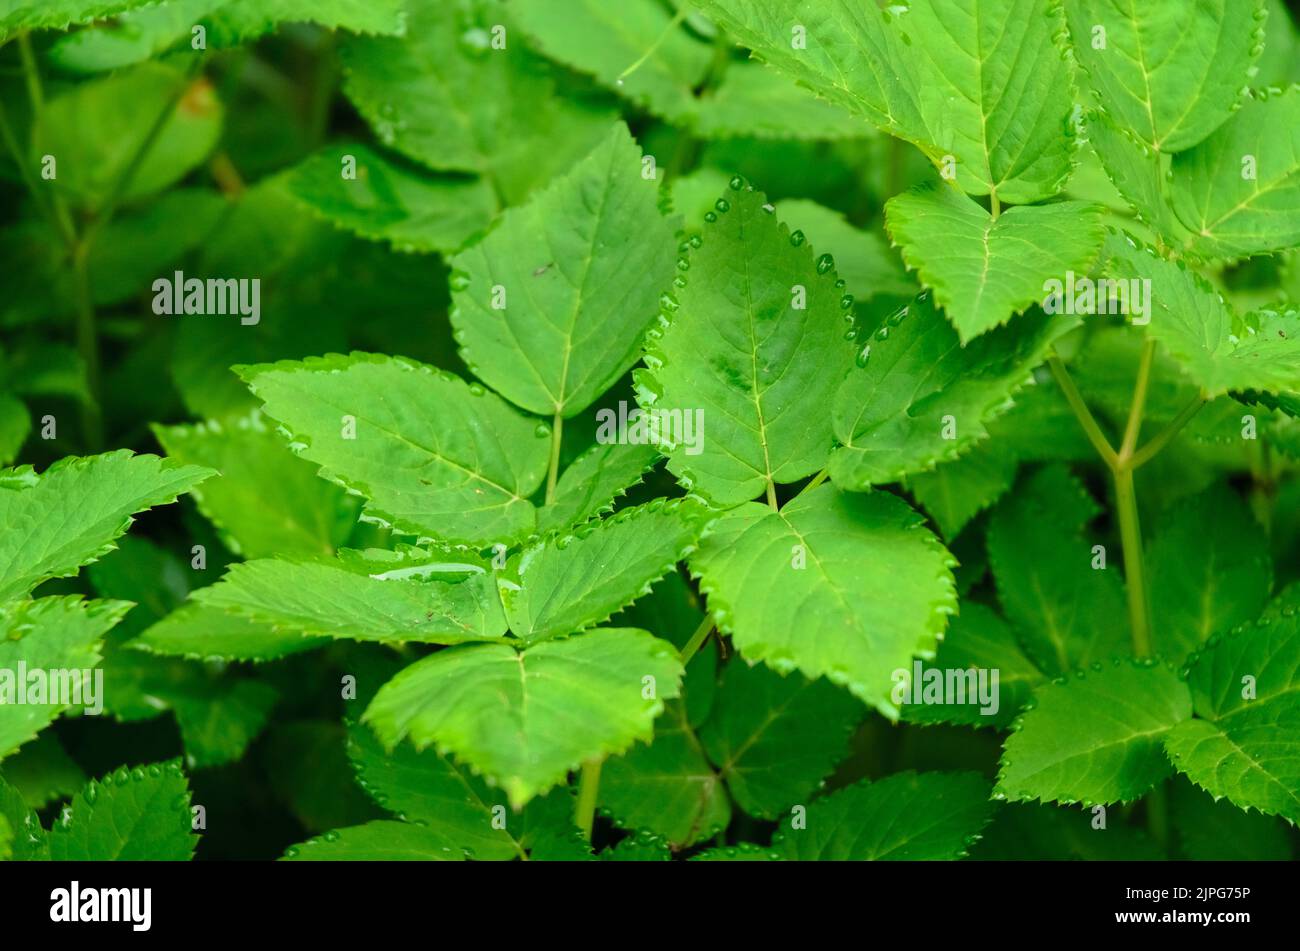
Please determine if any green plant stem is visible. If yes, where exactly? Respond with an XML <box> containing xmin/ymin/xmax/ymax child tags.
<box><xmin>616</xmin><ymin>6</ymin><xmax>688</xmax><ymax>84</ymax></box>
<box><xmin>1112</xmin><ymin>465</ymin><xmax>1151</xmax><ymax>657</ymax></box>
<box><xmin>679</xmin><ymin>615</ymin><xmax>714</xmax><ymax>665</ymax></box>
<box><xmin>989</xmin><ymin>189</ymin><xmax>1001</xmax><ymax>220</ymax></box>
<box><xmin>764</xmin><ymin>479</ymin><xmax>778</xmax><ymax>510</ymax></box>
<box><xmin>17</xmin><ymin>31</ymin><xmax>43</xmax><ymax>114</ymax></box>
<box><xmin>1047</xmin><ymin>354</ymin><xmax>1117</xmax><ymax>467</ymax></box>
<box><xmin>82</xmin><ymin>71</ymin><xmax>195</xmax><ymax>245</ymax></box>
<box><xmin>574</xmin><ymin>760</ymin><xmax>602</xmax><ymax>841</ymax></box>
<box><xmin>796</xmin><ymin>468</ymin><xmax>829</xmax><ymax>499</ymax></box>
<box><xmin>545</xmin><ymin>411</ymin><xmax>563</xmax><ymax>505</ymax></box>
<box><xmin>1129</xmin><ymin>396</ymin><xmax>1206</xmax><ymax>470</ymax></box>
<box><xmin>1118</xmin><ymin>339</ymin><xmax>1156</xmax><ymax>460</ymax></box>
<box><xmin>71</xmin><ymin>241</ymin><xmax>104</xmax><ymax>449</ymax></box>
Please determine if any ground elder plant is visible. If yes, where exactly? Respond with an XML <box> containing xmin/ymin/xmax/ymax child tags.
<box><xmin>0</xmin><ymin>0</ymin><xmax>1298</xmax><ymax>865</ymax></box>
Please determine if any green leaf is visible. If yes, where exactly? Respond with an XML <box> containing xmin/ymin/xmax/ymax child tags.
<box><xmin>885</xmin><ymin>186</ymin><xmax>1103</xmax><ymax>341</ymax></box>
<box><xmin>281</xmin><ymin>820</ymin><xmax>463</xmax><ymax>861</ymax></box>
<box><xmin>690</xmin><ymin>485</ymin><xmax>957</xmax><ymax>716</ymax></box>
<box><xmin>364</xmin><ymin>628</ymin><xmax>683</xmax><ymax>808</ymax></box>
<box><xmin>0</xmin><ymin>0</ymin><xmax>159</xmax><ymax>39</ymax></box>
<box><xmin>695</xmin><ymin>0</ymin><xmax>1077</xmax><ymax>203</ymax></box>
<box><xmin>203</xmin><ymin>0</ymin><xmax>407</xmax><ymax>44</ymax></box>
<box><xmin>134</xmin><ymin>603</ymin><xmax>327</xmax><ymax>662</ymax></box>
<box><xmin>194</xmin><ymin>560</ymin><xmax>507</xmax><ymax>644</ymax></box>
<box><xmin>0</xmin><ymin>776</ymin><xmax>47</xmax><ymax>860</ymax></box>
<box><xmin>637</xmin><ymin>180</ymin><xmax>854</xmax><ymax>505</ymax></box>
<box><xmin>48</xmin><ymin>0</ymin><xmax>228</xmax><ymax>72</ymax></box>
<box><xmin>284</xmin><ymin>143</ymin><xmax>495</xmax><ymax>254</ymax></box>
<box><xmin>830</xmin><ymin>291</ymin><xmax>1076</xmax><ymax>487</ymax></box>
<box><xmin>154</xmin><ymin>414</ymin><xmax>359</xmax><ymax>559</ymax></box>
<box><xmin>340</xmin><ymin>0</ymin><xmax>614</xmax><ymax>205</ymax></box>
<box><xmin>0</xmin><ymin>597</ymin><xmax>129</xmax><ymax>761</ymax></box>
<box><xmin>0</xmin><ymin>451</ymin><xmax>212</xmax><ymax>601</ymax></box>
<box><xmin>773</xmin><ymin>199</ymin><xmax>915</xmax><ymax>302</ymax></box>
<box><xmin>512</xmin><ymin>0</ymin><xmax>711</xmax><ymax>120</ymax></box>
<box><xmin>1105</xmin><ymin>231</ymin><xmax>1300</xmax><ymax>397</ymax></box>
<box><xmin>1065</xmin><ymin>0</ymin><xmax>1263</xmax><ymax>154</ymax></box>
<box><xmin>996</xmin><ymin>661</ymin><xmax>1192</xmax><ymax>805</ymax></box>
<box><xmin>168</xmin><ymin>677</ymin><xmax>279</xmax><ymax>770</ymax></box>
<box><xmin>900</xmin><ymin>602</ymin><xmax>1045</xmax><ymax>730</ymax></box>
<box><xmin>1148</xmin><ymin>485</ymin><xmax>1273</xmax><ymax>664</ymax></box>
<box><xmin>0</xmin><ymin>813</ymin><xmax>10</xmax><ymax>861</ymax></box>
<box><xmin>1086</xmin><ymin>110</ymin><xmax>1193</xmax><ymax>245</ymax></box>
<box><xmin>970</xmin><ymin>801</ymin><xmax>1163</xmax><ymax>860</ymax></box>
<box><xmin>1164</xmin><ymin>611</ymin><xmax>1300</xmax><ymax>821</ymax></box>
<box><xmin>1172</xmin><ymin>778</ymin><xmax>1292</xmax><ymax>860</ymax></box>
<box><xmin>48</xmin><ymin>760</ymin><xmax>198</xmax><ymax>861</ymax></box>
<box><xmin>690</xmin><ymin>842</ymin><xmax>781</xmax><ymax>861</ymax></box>
<box><xmin>450</xmin><ymin>122</ymin><xmax>676</xmax><ymax>417</ymax></box>
<box><xmin>908</xmin><ymin>443</ymin><xmax>1018</xmax><ymax>540</ymax></box>
<box><xmin>0</xmin><ymin>393</ymin><xmax>29</xmax><ymax>467</ymax></box>
<box><xmin>773</xmin><ymin>771</ymin><xmax>994</xmax><ymax>860</ymax></box>
<box><xmin>32</xmin><ymin>62</ymin><xmax>222</xmax><ymax>211</ymax></box>
<box><xmin>691</xmin><ymin>62</ymin><xmax>865</xmax><ymax>141</ymax></box>
<box><xmin>238</xmin><ymin>352</ymin><xmax>549</xmax><ymax>546</ymax></box>
<box><xmin>699</xmin><ymin>661</ymin><xmax>860</xmax><ymax>818</ymax></box>
<box><xmin>1169</xmin><ymin>87</ymin><xmax>1300</xmax><ymax>260</ymax></box>
<box><xmin>987</xmin><ymin>466</ymin><xmax>1130</xmax><ymax>676</ymax></box>
<box><xmin>502</xmin><ymin>498</ymin><xmax>709</xmax><ymax>643</ymax></box>
<box><xmin>536</xmin><ymin>442</ymin><xmax>659</xmax><ymax>535</ymax></box>
<box><xmin>346</xmin><ymin>720</ymin><xmax>524</xmax><ymax>860</ymax></box>
<box><xmin>0</xmin><ymin>733</ymin><xmax>86</xmax><ymax>809</ymax></box>
<box><xmin>598</xmin><ymin>701</ymin><xmax>731</xmax><ymax>849</ymax></box>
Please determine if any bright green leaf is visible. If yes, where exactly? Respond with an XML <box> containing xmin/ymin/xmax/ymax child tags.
<box><xmin>690</xmin><ymin>485</ymin><xmax>957</xmax><ymax>716</ymax></box>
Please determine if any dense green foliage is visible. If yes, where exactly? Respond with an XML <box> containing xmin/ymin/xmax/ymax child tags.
<box><xmin>2</xmin><ymin>0</ymin><xmax>1299</xmax><ymax>862</ymax></box>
